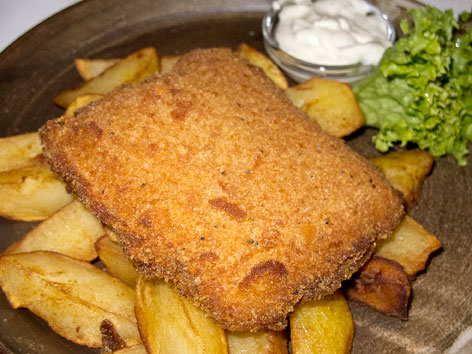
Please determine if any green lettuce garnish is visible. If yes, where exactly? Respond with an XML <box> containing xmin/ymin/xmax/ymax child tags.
<box><xmin>353</xmin><ymin>6</ymin><xmax>472</xmax><ymax>165</ymax></box>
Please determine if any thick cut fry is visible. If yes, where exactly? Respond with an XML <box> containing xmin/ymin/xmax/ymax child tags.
<box><xmin>375</xmin><ymin>215</ymin><xmax>441</xmax><ymax>277</ymax></box>
<box><xmin>227</xmin><ymin>330</ymin><xmax>287</xmax><ymax>354</ymax></box>
<box><xmin>285</xmin><ymin>78</ymin><xmax>365</xmax><ymax>138</ymax></box>
<box><xmin>0</xmin><ymin>164</ymin><xmax>74</xmax><ymax>221</ymax></box>
<box><xmin>65</xmin><ymin>94</ymin><xmax>103</xmax><ymax>116</ymax></box>
<box><xmin>0</xmin><ymin>132</ymin><xmax>42</xmax><ymax>172</ymax></box>
<box><xmin>95</xmin><ymin>235</ymin><xmax>138</xmax><ymax>288</ymax></box>
<box><xmin>289</xmin><ymin>290</ymin><xmax>353</xmax><ymax>354</ymax></box>
<box><xmin>346</xmin><ymin>256</ymin><xmax>411</xmax><ymax>320</ymax></box>
<box><xmin>369</xmin><ymin>149</ymin><xmax>434</xmax><ymax>209</ymax></box>
<box><xmin>75</xmin><ymin>58</ymin><xmax>121</xmax><ymax>80</ymax></box>
<box><xmin>4</xmin><ymin>200</ymin><xmax>103</xmax><ymax>261</ymax></box>
<box><xmin>54</xmin><ymin>47</ymin><xmax>159</xmax><ymax>108</ymax></box>
<box><xmin>160</xmin><ymin>55</ymin><xmax>181</xmax><ymax>74</ymax></box>
<box><xmin>135</xmin><ymin>276</ymin><xmax>228</xmax><ymax>354</ymax></box>
<box><xmin>0</xmin><ymin>251</ymin><xmax>140</xmax><ymax>348</ymax></box>
<box><xmin>235</xmin><ymin>43</ymin><xmax>288</xmax><ymax>89</ymax></box>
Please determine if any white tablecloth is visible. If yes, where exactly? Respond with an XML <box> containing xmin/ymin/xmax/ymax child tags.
<box><xmin>0</xmin><ymin>0</ymin><xmax>80</xmax><ymax>52</ymax></box>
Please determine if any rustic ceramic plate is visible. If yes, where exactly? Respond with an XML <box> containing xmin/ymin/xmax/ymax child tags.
<box><xmin>0</xmin><ymin>0</ymin><xmax>470</xmax><ymax>353</ymax></box>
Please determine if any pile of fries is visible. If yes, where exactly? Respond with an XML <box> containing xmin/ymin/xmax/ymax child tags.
<box><xmin>0</xmin><ymin>44</ymin><xmax>441</xmax><ymax>353</ymax></box>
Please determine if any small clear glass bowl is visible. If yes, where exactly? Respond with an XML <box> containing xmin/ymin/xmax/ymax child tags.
<box><xmin>262</xmin><ymin>2</ymin><xmax>396</xmax><ymax>84</ymax></box>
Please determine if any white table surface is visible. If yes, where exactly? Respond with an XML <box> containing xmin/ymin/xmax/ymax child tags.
<box><xmin>0</xmin><ymin>0</ymin><xmax>471</xmax><ymax>353</ymax></box>
<box><xmin>0</xmin><ymin>0</ymin><xmax>81</xmax><ymax>52</ymax></box>
<box><xmin>0</xmin><ymin>0</ymin><xmax>471</xmax><ymax>52</ymax></box>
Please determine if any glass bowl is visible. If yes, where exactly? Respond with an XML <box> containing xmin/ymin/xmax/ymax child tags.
<box><xmin>262</xmin><ymin>1</ymin><xmax>396</xmax><ymax>84</ymax></box>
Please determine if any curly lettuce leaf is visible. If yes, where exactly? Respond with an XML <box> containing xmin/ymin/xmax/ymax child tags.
<box><xmin>354</xmin><ymin>7</ymin><xmax>472</xmax><ymax>165</ymax></box>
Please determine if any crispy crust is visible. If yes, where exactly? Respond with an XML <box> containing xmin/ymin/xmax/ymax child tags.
<box><xmin>40</xmin><ymin>48</ymin><xmax>403</xmax><ymax>331</ymax></box>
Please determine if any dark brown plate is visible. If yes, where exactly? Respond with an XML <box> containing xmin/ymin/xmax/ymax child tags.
<box><xmin>0</xmin><ymin>0</ymin><xmax>470</xmax><ymax>353</ymax></box>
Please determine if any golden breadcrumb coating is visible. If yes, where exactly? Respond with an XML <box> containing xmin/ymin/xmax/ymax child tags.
<box><xmin>40</xmin><ymin>48</ymin><xmax>403</xmax><ymax>331</ymax></box>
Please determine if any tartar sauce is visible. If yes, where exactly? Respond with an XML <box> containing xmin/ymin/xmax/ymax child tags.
<box><xmin>273</xmin><ymin>0</ymin><xmax>392</xmax><ymax>66</ymax></box>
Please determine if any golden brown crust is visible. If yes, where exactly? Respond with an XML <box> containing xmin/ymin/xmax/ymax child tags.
<box><xmin>40</xmin><ymin>48</ymin><xmax>403</xmax><ymax>331</ymax></box>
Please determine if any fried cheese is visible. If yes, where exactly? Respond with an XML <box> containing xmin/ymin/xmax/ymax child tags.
<box><xmin>40</xmin><ymin>48</ymin><xmax>403</xmax><ymax>331</ymax></box>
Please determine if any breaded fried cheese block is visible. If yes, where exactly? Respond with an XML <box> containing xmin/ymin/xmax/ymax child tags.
<box><xmin>40</xmin><ymin>48</ymin><xmax>403</xmax><ymax>331</ymax></box>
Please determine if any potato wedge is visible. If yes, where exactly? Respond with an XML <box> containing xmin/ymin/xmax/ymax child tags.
<box><xmin>368</xmin><ymin>149</ymin><xmax>434</xmax><ymax>209</ymax></box>
<box><xmin>0</xmin><ymin>132</ymin><xmax>42</xmax><ymax>172</ymax></box>
<box><xmin>104</xmin><ymin>226</ymin><xmax>120</xmax><ymax>242</ymax></box>
<box><xmin>375</xmin><ymin>215</ymin><xmax>441</xmax><ymax>277</ymax></box>
<box><xmin>135</xmin><ymin>276</ymin><xmax>228</xmax><ymax>354</ymax></box>
<box><xmin>235</xmin><ymin>43</ymin><xmax>288</xmax><ymax>89</ymax></box>
<box><xmin>285</xmin><ymin>78</ymin><xmax>365</xmax><ymax>138</ymax></box>
<box><xmin>54</xmin><ymin>47</ymin><xmax>159</xmax><ymax>108</ymax></box>
<box><xmin>0</xmin><ymin>164</ymin><xmax>74</xmax><ymax>221</ymax></box>
<box><xmin>0</xmin><ymin>251</ymin><xmax>140</xmax><ymax>348</ymax></box>
<box><xmin>227</xmin><ymin>330</ymin><xmax>287</xmax><ymax>354</ymax></box>
<box><xmin>113</xmin><ymin>344</ymin><xmax>148</xmax><ymax>354</ymax></box>
<box><xmin>345</xmin><ymin>256</ymin><xmax>411</xmax><ymax>320</ymax></box>
<box><xmin>160</xmin><ymin>55</ymin><xmax>181</xmax><ymax>75</ymax></box>
<box><xmin>4</xmin><ymin>200</ymin><xmax>103</xmax><ymax>261</ymax></box>
<box><xmin>289</xmin><ymin>290</ymin><xmax>353</xmax><ymax>354</ymax></box>
<box><xmin>64</xmin><ymin>93</ymin><xmax>103</xmax><ymax>116</ymax></box>
<box><xmin>75</xmin><ymin>58</ymin><xmax>121</xmax><ymax>81</ymax></box>
<box><xmin>95</xmin><ymin>235</ymin><xmax>138</xmax><ymax>288</ymax></box>
<box><xmin>101</xmin><ymin>319</ymin><xmax>127</xmax><ymax>352</ymax></box>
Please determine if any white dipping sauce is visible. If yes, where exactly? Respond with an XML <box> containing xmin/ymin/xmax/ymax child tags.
<box><xmin>274</xmin><ymin>0</ymin><xmax>392</xmax><ymax>66</ymax></box>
